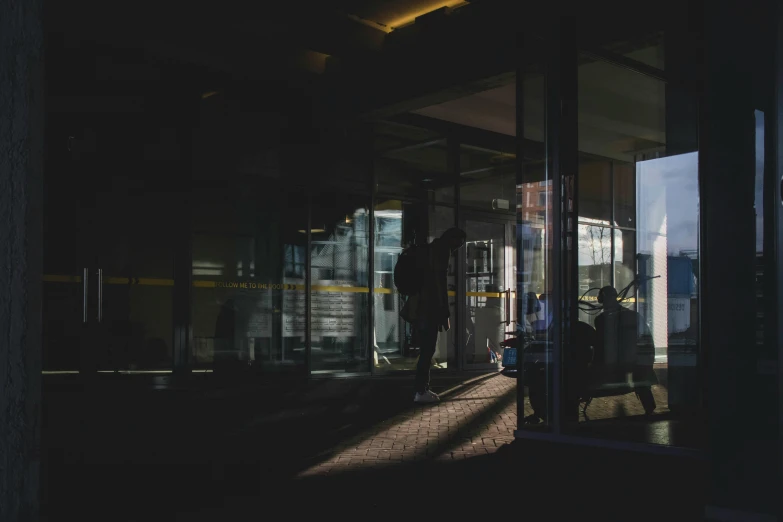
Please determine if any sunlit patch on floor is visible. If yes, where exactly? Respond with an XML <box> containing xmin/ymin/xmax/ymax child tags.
<box><xmin>297</xmin><ymin>374</ymin><xmax>518</xmax><ymax>477</ymax></box>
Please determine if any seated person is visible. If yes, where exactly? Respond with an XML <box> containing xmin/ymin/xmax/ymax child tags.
<box><xmin>592</xmin><ymin>286</ymin><xmax>657</xmax><ymax>415</ymax></box>
<box><xmin>524</xmin><ymin>320</ymin><xmax>595</xmax><ymax>424</ymax></box>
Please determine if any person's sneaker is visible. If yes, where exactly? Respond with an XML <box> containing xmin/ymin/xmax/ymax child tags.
<box><xmin>414</xmin><ymin>391</ymin><xmax>439</xmax><ymax>404</ymax></box>
<box><xmin>425</xmin><ymin>389</ymin><xmax>439</xmax><ymax>400</ymax></box>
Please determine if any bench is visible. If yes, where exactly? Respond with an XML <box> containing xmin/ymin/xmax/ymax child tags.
<box><xmin>580</xmin><ymin>377</ymin><xmax>657</xmax><ymax>417</ymax></box>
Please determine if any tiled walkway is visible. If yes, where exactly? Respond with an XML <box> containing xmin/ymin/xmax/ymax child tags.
<box><xmin>41</xmin><ymin>372</ymin><xmax>707</xmax><ymax>521</ymax></box>
<box><xmin>299</xmin><ymin>374</ymin><xmax>518</xmax><ymax>475</ymax></box>
<box><xmin>298</xmin><ymin>371</ymin><xmax>676</xmax><ymax>478</ymax></box>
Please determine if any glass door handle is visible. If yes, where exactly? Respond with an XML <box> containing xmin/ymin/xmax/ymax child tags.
<box><xmin>504</xmin><ymin>288</ymin><xmax>511</xmax><ymax>325</ymax></box>
<box><xmin>83</xmin><ymin>268</ymin><xmax>88</xmax><ymax>324</ymax></box>
<box><xmin>97</xmin><ymin>268</ymin><xmax>103</xmax><ymax>323</ymax></box>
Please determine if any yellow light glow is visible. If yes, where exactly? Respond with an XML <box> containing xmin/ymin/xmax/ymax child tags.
<box><xmin>201</xmin><ymin>91</ymin><xmax>219</xmax><ymax>100</ymax></box>
<box><xmin>299</xmin><ymin>229</ymin><xmax>326</xmax><ymax>234</ymax></box>
<box><xmin>387</xmin><ymin>1</ymin><xmax>468</xmax><ymax>31</ymax></box>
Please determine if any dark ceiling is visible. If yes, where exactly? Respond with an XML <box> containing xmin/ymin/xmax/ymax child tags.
<box><xmin>43</xmin><ymin>0</ymin><xmax>441</xmax><ymax>79</ymax></box>
<box><xmin>45</xmin><ymin>0</ymin><xmax>670</xmax><ymax>78</ymax></box>
<box><xmin>43</xmin><ymin>0</ymin><xmax>676</xmax><ymax>121</ymax></box>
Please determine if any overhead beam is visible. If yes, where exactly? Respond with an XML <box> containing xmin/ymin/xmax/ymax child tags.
<box><xmin>389</xmin><ymin>113</ymin><xmax>546</xmax><ymax>161</ymax></box>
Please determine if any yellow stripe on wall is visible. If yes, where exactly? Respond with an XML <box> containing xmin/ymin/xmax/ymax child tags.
<box><xmin>44</xmin><ymin>275</ymin><xmax>641</xmax><ymax>303</ymax></box>
<box><xmin>43</xmin><ymin>274</ymin><xmax>83</xmax><ymax>283</ymax></box>
<box><xmin>104</xmin><ymin>277</ymin><xmax>175</xmax><ymax>286</ymax></box>
<box><xmin>312</xmin><ymin>285</ymin><xmax>368</xmax><ymax>293</ymax></box>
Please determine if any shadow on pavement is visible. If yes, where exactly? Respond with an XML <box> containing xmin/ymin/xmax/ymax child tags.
<box><xmin>180</xmin><ymin>439</ymin><xmax>706</xmax><ymax>522</ymax></box>
<box><xmin>41</xmin><ymin>371</ymin><xmax>706</xmax><ymax>521</ymax></box>
<box><xmin>40</xmin><ymin>372</ymin><xmax>500</xmax><ymax>520</ymax></box>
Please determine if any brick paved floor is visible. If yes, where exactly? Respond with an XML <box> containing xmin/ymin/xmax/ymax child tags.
<box><xmin>296</xmin><ymin>374</ymin><xmax>675</xmax><ymax>479</ymax></box>
<box><xmin>578</xmin><ymin>384</ymin><xmax>669</xmax><ymax>420</ymax></box>
<box><xmin>298</xmin><ymin>373</ymin><xmax>681</xmax><ymax>479</ymax></box>
<box><xmin>41</xmin><ymin>372</ymin><xmax>709</xmax><ymax>521</ymax></box>
<box><xmin>298</xmin><ymin>374</ymin><xmax>518</xmax><ymax>476</ymax></box>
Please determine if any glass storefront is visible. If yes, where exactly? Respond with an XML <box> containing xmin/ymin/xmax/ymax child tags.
<box><xmin>34</xmin><ymin>3</ymin><xmax>783</xmax><ymax>519</ymax></box>
<box><xmin>38</xmin><ymin>3</ymin><xmax>776</xmax><ymax>462</ymax></box>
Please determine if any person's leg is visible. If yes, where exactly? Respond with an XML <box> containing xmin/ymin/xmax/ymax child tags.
<box><xmin>414</xmin><ymin>323</ymin><xmax>438</xmax><ymax>394</ymax></box>
<box><xmin>633</xmin><ymin>365</ymin><xmax>657</xmax><ymax>414</ymax></box>
<box><xmin>636</xmin><ymin>387</ymin><xmax>657</xmax><ymax>414</ymax></box>
<box><xmin>526</xmin><ymin>364</ymin><xmax>547</xmax><ymax>422</ymax></box>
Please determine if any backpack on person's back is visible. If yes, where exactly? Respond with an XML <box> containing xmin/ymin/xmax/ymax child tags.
<box><xmin>395</xmin><ymin>243</ymin><xmax>432</xmax><ymax>325</ymax></box>
<box><xmin>393</xmin><ymin>243</ymin><xmax>430</xmax><ymax>297</ymax></box>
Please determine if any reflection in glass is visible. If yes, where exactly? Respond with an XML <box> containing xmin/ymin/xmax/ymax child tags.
<box><xmin>636</xmin><ymin>152</ymin><xmax>699</xmax><ymax>364</ymax></box>
<box><xmin>464</xmin><ymin>220</ymin><xmax>513</xmax><ymax>368</ymax></box>
<box><xmin>310</xmin><ymin>194</ymin><xmax>370</xmax><ymax>374</ymax></box>
<box><xmin>571</xmin><ymin>54</ymin><xmax>701</xmax><ymax>447</ymax></box>
<box><xmin>578</xmin><ymin>223</ymin><xmax>613</xmax><ymax>326</ymax></box>
<box><xmin>191</xmin><ymin>192</ymin><xmax>308</xmax><ymax>374</ymax></box>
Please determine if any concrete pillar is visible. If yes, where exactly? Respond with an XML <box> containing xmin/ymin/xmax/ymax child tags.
<box><xmin>0</xmin><ymin>0</ymin><xmax>44</xmax><ymax>520</ymax></box>
<box><xmin>702</xmin><ymin>0</ymin><xmax>778</xmax><ymax>519</ymax></box>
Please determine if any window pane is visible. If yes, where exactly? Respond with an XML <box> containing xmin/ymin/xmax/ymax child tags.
<box><xmin>569</xmin><ymin>55</ymin><xmax>701</xmax><ymax>447</ymax></box>
<box><xmin>310</xmin><ymin>193</ymin><xmax>370</xmax><ymax>375</ymax></box>
<box><xmin>577</xmin><ymin>224</ymin><xmax>613</xmax><ymax>330</ymax></box>
<box><xmin>191</xmin><ymin>190</ymin><xmax>308</xmax><ymax>375</ymax></box>
<box><xmin>636</xmin><ymin>152</ymin><xmax>700</xmax><ymax>412</ymax></box>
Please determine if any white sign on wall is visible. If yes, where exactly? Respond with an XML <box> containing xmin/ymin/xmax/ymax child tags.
<box><xmin>667</xmin><ymin>297</ymin><xmax>691</xmax><ymax>334</ymax></box>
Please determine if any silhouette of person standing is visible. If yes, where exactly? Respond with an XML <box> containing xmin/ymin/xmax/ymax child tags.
<box><xmin>401</xmin><ymin>227</ymin><xmax>466</xmax><ymax>403</ymax></box>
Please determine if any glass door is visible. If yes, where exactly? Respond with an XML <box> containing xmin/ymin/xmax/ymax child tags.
<box><xmin>43</xmin><ymin>107</ymin><xmax>177</xmax><ymax>375</ymax></box>
<box><xmin>42</xmin><ymin>113</ymin><xmax>94</xmax><ymax>374</ymax></box>
<box><xmin>91</xmin><ymin>110</ymin><xmax>175</xmax><ymax>373</ymax></box>
<box><xmin>462</xmin><ymin>215</ymin><xmax>516</xmax><ymax>369</ymax></box>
